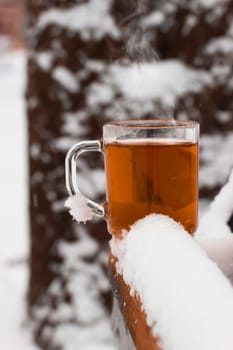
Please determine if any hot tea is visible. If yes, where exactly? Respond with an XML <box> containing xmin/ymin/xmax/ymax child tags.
<box><xmin>104</xmin><ymin>139</ymin><xmax>198</xmax><ymax>237</ymax></box>
<box><xmin>65</xmin><ymin>120</ymin><xmax>199</xmax><ymax>238</ymax></box>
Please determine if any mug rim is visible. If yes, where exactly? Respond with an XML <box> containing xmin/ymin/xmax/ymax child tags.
<box><xmin>104</xmin><ymin>119</ymin><xmax>199</xmax><ymax>129</ymax></box>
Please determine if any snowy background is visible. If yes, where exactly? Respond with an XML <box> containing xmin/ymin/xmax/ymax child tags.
<box><xmin>0</xmin><ymin>49</ymin><xmax>115</xmax><ymax>350</ymax></box>
<box><xmin>0</xmin><ymin>51</ymin><xmax>38</xmax><ymax>349</ymax></box>
<box><xmin>0</xmin><ymin>47</ymin><xmax>222</xmax><ymax>350</ymax></box>
<box><xmin>1</xmin><ymin>0</ymin><xmax>233</xmax><ymax>349</ymax></box>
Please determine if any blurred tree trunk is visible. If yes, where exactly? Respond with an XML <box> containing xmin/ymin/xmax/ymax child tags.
<box><xmin>26</xmin><ymin>0</ymin><xmax>233</xmax><ymax>349</ymax></box>
<box><xmin>25</xmin><ymin>1</ymin><xmax>123</xmax><ymax>349</ymax></box>
<box><xmin>25</xmin><ymin>1</ymin><xmax>148</xmax><ymax>349</ymax></box>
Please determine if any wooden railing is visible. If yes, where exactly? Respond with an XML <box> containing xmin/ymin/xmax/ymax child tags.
<box><xmin>109</xmin><ymin>254</ymin><xmax>161</xmax><ymax>350</ymax></box>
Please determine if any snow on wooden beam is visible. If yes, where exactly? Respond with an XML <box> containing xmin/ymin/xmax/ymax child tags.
<box><xmin>110</xmin><ymin>214</ymin><xmax>233</xmax><ymax>350</ymax></box>
<box><xmin>197</xmin><ymin>169</ymin><xmax>233</xmax><ymax>239</ymax></box>
<box><xmin>111</xmin><ymin>296</ymin><xmax>136</xmax><ymax>350</ymax></box>
<box><xmin>196</xmin><ymin>169</ymin><xmax>233</xmax><ymax>284</ymax></box>
<box><xmin>110</xmin><ymin>253</ymin><xmax>161</xmax><ymax>350</ymax></box>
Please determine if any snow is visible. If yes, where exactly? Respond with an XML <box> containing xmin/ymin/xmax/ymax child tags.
<box><xmin>64</xmin><ymin>164</ymin><xmax>106</xmax><ymax>222</ymax></box>
<box><xmin>109</xmin><ymin>61</ymin><xmax>211</xmax><ymax>106</ymax></box>
<box><xmin>53</xmin><ymin>66</ymin><xmax>79</xmax><ymax>92</ymax></box>
<box><xmin>194</xmin><ymin>0</ymin><xmax>230</xmax><ymax>9</ymax></box>
<box><xmin>53</xmin><ymin>321</ymin><xmax>116</xmax><ymax>350</ymax></box>
<box><xmin>79</xmin><ymin>169</ymin><xmax>106</xmax><ymax>198</ymax></box>
<box><xmin>65</xmin><ymin>194</ymin><xmax>94</xmax><ymax>223</ymax></box>
<box><xmin>0</xmin><ymin>36</ymin><xmax>11</xmax><ymax>53</ymax></box>
<box><xmin>86</xmin><ymin>60</ymin><xmax>105</xmax><ymax>73</ymax></box>
<box><xmin>205</xmin><ymin>37</ymin><xmax>233</xmax><ymax>55</ymax></box>
<box><xmin>182</xmin><ymin>15</ymin><xmax>198</xmax><ymax>35</ymax></box>
<box><xmin>111</xmin><ymin>214</ymin><xmax>233</xmax><ymax>350</ymax></box>
<box><xmin>1</xmin><ymin>34</ymin><xmax>232</xmax><ymax>350</ymax></box>
<box><xmin>216</xmin><ymin>111</ymin><xmax>232</xmax><ymax>123</ymax></box>
<box><xmin>85</xmin><ymin>59</ymin><xmax>212</xmax><ymax>120</ymax></box>
<box><xmin>37</xmin><ymin>0</ymin><xmax>120</xmax><ymax>41</ymax></box>
<box><xmin>85</xmin><ymin>58</ymin><xmax>217</xmax><ymax>122</ymax></box>
<box><xmin>36</xmin><ymin>51</ymin><xmax>53</xmax><ymax>71</ymax></box>
<box><xmin>198</xmin><ymin>236</ymin><xmax>233</xmax><ymax>284</ymax></box>
<box><xmin>111</xmin><ymin>298</ymin><xmax>136</xmax><ymax>350</ymax></box>
<box><xmin>200</xmin><ymin>133</ymin><xmax>233</xmax><ymax>188</ymax></box>
<box><xmin>196</xmin><ymin>169</ymin><xmax>233</xmax><ymax>239</ymax></box>
<box><xmin>49</xmin><ymin>225</ymin><xmax>116</xmax><ymax>350</ymax></box>
<box><xmin>211</xmin><ymin>64</ymin><xmax>231</xmax><ymax>82</ymax></box>
<box><xmin>53</xmin><ymin>136</ymin><xmax>78</xmax><ymax>151</ymax></box>
<box><xmin>142</xmin><ymin>11</ymin><xmax>165</xmax><ymax>28</ymax></box>
<box><xmin>62</xmin><ymin>112</ymin><xmax>87</xmax><ymax>136</ymax></box>
<box><xmin>0</xmin><ymin>51</ymin><xmax>38</xmax><ymax>349</ymax></box>
<box><xmin>196</xmin><ymin>169</ymin><xmax>233</xmax><ymax>283</ymax></box>
<box><xmin>59</xmin><ymin>236</ymin><xmax>109</xmax><ymax>324</ymax></box>
<box><xmin>0</xmin><ymin>50</ymin><xmax>111</xmax><ymax>350</ymax></box>
<box><xmin>88</xmin><ymin>83</ymin><xmax>114</xmax><ymax>106</ymax></box>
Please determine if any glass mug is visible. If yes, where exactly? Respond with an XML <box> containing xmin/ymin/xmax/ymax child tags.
<box><xmin>65</xmin><ymin>120</ymin><xmax>199</xmax><ymax>238</ymax></box>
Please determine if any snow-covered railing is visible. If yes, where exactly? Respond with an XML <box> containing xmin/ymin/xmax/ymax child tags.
<box><xmin>109</xmin><ymin>249</ymin><xmax>161</xmax><ymax>350</ymax></box>
<box><xmin>109</xmin><ymin>213</ymin><xmax>233</xmax><ymax>350</ymax></box>
<box><xmin>109</xmin><ymin>170</ymin><xmax>233</xmax><ymax>350</ymax></box>
<box><xmin>66</xmin><ymin>170</ymin><xmax>233</xmax><ymax>350</ymax></box>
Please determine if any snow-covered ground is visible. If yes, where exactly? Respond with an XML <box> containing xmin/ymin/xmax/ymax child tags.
<box><xmin>0</xmin><ymin>51</ymin><xmax>38</xmax><ymax>349</ymax></box>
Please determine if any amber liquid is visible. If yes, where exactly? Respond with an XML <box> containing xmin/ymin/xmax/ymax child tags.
<box><xmin>104</xmin><ymin>139</ymin><xmax>198</xmax><ymax>237</ymax></box>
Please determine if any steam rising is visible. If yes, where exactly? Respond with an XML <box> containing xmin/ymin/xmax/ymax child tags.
<box><xmin>126</xmin><ymin>28</ymin><xmax>159</xmax><ymax>63</ymax></box>
<box><xmin>119</xmin><ymin>0</ymin><xmax>159</xmax><ymax>63</ymax></box>
<box><xmin>114</xmin><ymin>0</ymin><xmax>177</xmax><ymax>119</ymax></box>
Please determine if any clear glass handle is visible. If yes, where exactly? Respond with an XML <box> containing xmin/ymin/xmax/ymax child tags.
<box><xmin>65</xmin><ymin>140</ymin><xmax>105</xmax><ymax>218</ymax></box>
